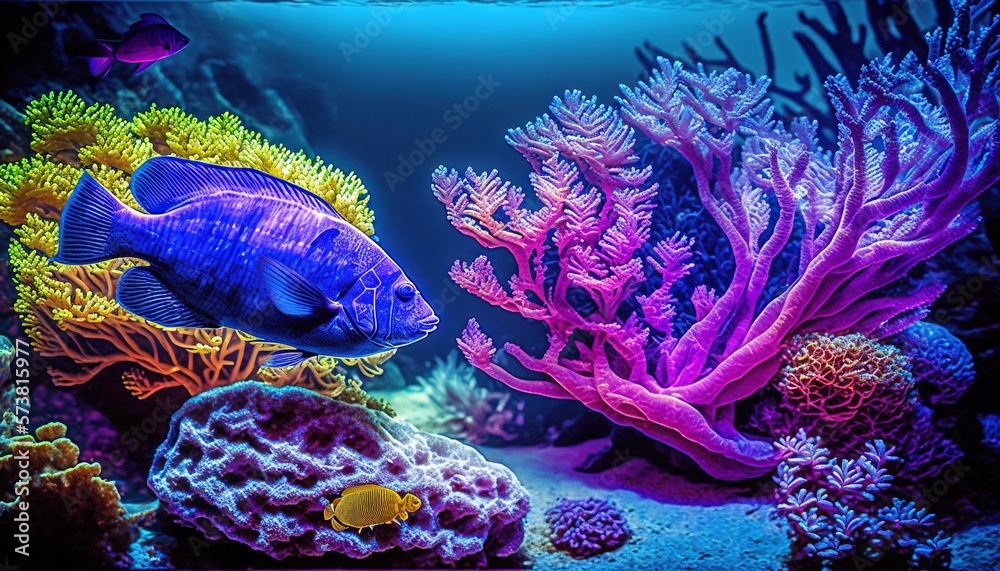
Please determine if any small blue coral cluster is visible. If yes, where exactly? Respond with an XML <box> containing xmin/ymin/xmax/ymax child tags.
<box><xmin>544</xmin><ymin>498</ymin><xmax>631</xmax><ymax>558</ymax></box>
<box><xmin>0</xmin><ymin>336</ymin><xmax>11</xmax><ymax>384</ymax></box>
<box><xmin>774</xmin><ymin>430</ymin><xmax>951</xmax><ymax>569</ymax></box>
<box><xmin>981</xmin><ymin>414</ymin><xmax>1000</xmax><ymax>453</ymax></box>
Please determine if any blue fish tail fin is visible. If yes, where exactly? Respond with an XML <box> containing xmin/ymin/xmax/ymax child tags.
<box><xmin>84</xmin><ymin>41</ymin><xmax>115</xmax><ymax>78</ymax></box>
<box><xmin>54</xmin><ymin>173</ymin><xmax>128</xmax><ymax>265</ymax></box>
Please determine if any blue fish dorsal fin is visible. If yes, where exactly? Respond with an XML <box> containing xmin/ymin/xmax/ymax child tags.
<box><xmin>130</xmin><ymin>156</ymin><xmax>345</xmax><ymax>218</ymax></box>
<box><xmin>140</xmin><ymin>13</ymin><xmax>169</xmax><ymax>24</ymax></box>
<box><xmin>258</xmin><ymin>256</ymin><xmax>341</xmax><ymax>318</ymax></box>
<box><xmin>116</xmin><ymin>267</ymin><xmax>216</xmax><ymax>329</ymax></box>
<box><xmin>129</xmin><ymin>13</ymin><xmax>169</xmax><ymax>32</ymax></box>
<box><xmin>125</xmin><ymin>12</ymin><xmax>170</xmax><ymax>35</ymax></box>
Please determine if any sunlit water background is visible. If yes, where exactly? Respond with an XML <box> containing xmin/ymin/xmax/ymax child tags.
<box><xmin>2</xmin><ymin>0</ymin><xmax>940</xmax><ymax>364</ymax></box>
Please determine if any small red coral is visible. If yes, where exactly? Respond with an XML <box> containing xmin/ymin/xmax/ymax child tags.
<box><xmin>778</xmin><ymin>333</ymin><xmax>914</xmax><ymax>424</ymax></box>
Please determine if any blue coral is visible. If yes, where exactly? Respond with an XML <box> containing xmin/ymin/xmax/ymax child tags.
<box><xmin>545</xmin><ymin>497</ymin><xmax>631</xmax><ymax>558</ymax></box>
<box><xmin>981</xmin><ymin>414</ymin><xmax>1000</xmax><ymax>453</ymax></box>
<box><xmin>773</xmin><ymin>430</ymin><xmax>951</xmax><ymax>569</ymax></box>
<box><xmin>892</xmin><ymin>322</ymin><xmax>975</xmax><ymax>406</ymax></box>
<box><xmin>0</xmin><ymin>336</ymin><xmax>11</xmax><ymax>384</ymax></box>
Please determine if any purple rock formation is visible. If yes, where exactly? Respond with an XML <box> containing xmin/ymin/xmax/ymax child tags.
<box><xmin>148</xmin><ymin>382</ymin><xmax>530</xmax><ymax>565</ymax></box>
<box><xmin>981</xmin><ymin>413</ymin><xmax>1000</xmax><ymax>452</ymax></box>
<box><xmin>545</xmin><ymin>497</ymin><xmax>631</xmax><ymax>558</ymax></box>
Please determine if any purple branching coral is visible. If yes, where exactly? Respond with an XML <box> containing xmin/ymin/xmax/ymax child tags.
<box><xmin>774</xmin><ymin>430</ymin><xmax>951</xmax><ymax>569</ymax></box>
<box><xmin>433</xmin><ymin>3</ymin><xmax>1000</xmax><ymax>479</ymax></box>
<box><xmin>545</xmin><ymin>498</ymin><xmax>631</xmax><ymax>558</ymax></box>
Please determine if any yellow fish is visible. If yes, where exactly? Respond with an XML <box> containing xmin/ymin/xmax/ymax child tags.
<box><xmin>323</xmin><ymin>484</ymin><xmax>422</xmax><ymax>532</ymax></box>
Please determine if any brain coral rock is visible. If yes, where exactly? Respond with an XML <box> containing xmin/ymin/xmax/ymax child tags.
<box><xmin>892</xmin><ymin>321</ymin><xmax>975</xmax><ymax>406</ymax></box>
<box><xmin>148</xmin><ymin>382</ymin><xmax>530</xmax><ymax>564</ymax></box>
<box><xmin>545</xmin><ymin>497</ymin><xmax>631</xmax><ymax>558</ymax></box>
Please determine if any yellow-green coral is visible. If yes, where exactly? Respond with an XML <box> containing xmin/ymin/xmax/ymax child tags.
<box><xmin>0</xmin><ymin>91</ymin><xmax>385</xmax><ymax>399</ymax></box>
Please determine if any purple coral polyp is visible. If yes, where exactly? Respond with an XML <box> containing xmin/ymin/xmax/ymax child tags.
<box><xmin>545</xmin><ymin>498</ymin><xmax>631</xmax><ymax>558</ymax></box>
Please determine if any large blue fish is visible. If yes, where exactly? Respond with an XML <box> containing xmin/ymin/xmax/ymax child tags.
<box><xmin>55</xmin><ymin>157</ymin><xmax>438</xmax><ymax>364</ymax></box>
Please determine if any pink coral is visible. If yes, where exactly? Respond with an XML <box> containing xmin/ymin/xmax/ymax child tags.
<box><xmin>434</xmin><ymin>6</ymin><xmax>999</xmax><ymax>479</ymax></box>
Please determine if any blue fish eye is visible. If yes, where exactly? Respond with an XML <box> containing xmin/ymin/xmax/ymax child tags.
<box><xmin>395</xmin><ymin>283</ymin><xmax>416</xmax><ymax>301</ymax></box>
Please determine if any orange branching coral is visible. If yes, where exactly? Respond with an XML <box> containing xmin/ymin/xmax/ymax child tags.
<box><xmin>778</xmin><ymin>333</ymin><xmax>914</xmax><ymax>423</ymax></box>
<box><xmin>1</xmin><ymin>91</ymin><xmax>385</xmax><ymax>399</ymax></box>
<box><xmin>258</xmin><ymin>355</ymin><xmax>396</xmax><ymax>415</ymax></box>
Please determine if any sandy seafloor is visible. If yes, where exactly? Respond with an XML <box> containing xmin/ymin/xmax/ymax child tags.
<box><xmin>375</xmin><ymin>387</ymin><xmax>1000</xmax><ymax>571</ymax></box>
<box><xmin>477</xmin><ymin>442</ymin><xmax>1000</xmax><ymax>571</ymax></box>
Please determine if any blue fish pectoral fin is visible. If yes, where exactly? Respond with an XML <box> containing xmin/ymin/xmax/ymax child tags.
<box><xmin>132</xmin><ymin>61</ymin><xmax>156</xmax><ymax>76</ymax></box>
<box><xmin>116</xmin><ymin>267</ymin><xmax>216</xmax><ymax>329</ymax></box>
<box><xmin>54</xmin><ymin>172</ymin><xmax>127</xmax><ymax>265</ymax></box>
<box><xmin>258</xmin><ymin>257</ymin><xmax>342</xmax><ymax>319</ymax></box>
<box><xmin>130</xmin><ymin>156</ymin><xmax>346</xmax><ymax>219</ymax></box>
<box><xmin>261</xmin><ymin>351</ymin><xmax>309</xmax><ymax>369</ymax></box>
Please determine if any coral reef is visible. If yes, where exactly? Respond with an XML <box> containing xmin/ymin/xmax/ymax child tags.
<box><xmin>0</xmin><ymin>91</ymin><xmax>389</xmax><ymax>399</ymax></box>
<box><xmin>414</xmin><ymin>351</ymin><xmax>525</xmax><ymax>445</ymax></box>
<box><xmin>636</xmin><ymin>0</ymin><xmax>965</xmax><ymax>148</ymax></box>
<box><xmin>0</xmin><ymin>414</ymin><xmax>137</xmax><ymax>567</ymax></box>
<box><xmin>24</xmin><ymin>382</ymin><xmax>153</xmax><ymax>500</ymax></box>
<box><xmin>148</xmin><ymin>382</ymin><xmax>530</xmax><ymax>565</ymax></box>
<box><xmin>751</xmin><ymin>325</ymin><xmax>965</xmax><ymax>483</ymax></box>
<box><xmin>773</xmin><ymin>430</ymin><xmax>951</xmax><ymax>570</ymax></box>
<box><xmin>434</xmin><ymin>4</ymin><xmax>1000</xmax><ymax>479</ymax></box>
<box><xmin>544</xmin><ymin>497</ymin><xmax>631</xmax><ymax>558</ymax></box>
<box><xmin>0</xmin><ymin>335</ymin><xmax>10</xmax><ymax>383</ymax></box>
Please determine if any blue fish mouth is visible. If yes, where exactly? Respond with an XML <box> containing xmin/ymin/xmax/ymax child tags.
<box><xmin>417</xmin><ymin>315</ymin><xmax>439</xmax><ymax>334</ymax></box>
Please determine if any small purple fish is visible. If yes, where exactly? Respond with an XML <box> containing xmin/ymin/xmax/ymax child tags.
<box><xmin>83</xmin><ymin>13</ymin><xmax>189</xmax><ymax>78</ymax></box>
<box><xmin>54</xmin><ymin>157</ymin><xmax>438</xmax><ymax>364</ymax></box>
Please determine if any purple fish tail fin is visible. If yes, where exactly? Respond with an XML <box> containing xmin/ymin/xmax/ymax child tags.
<box><xmin>84</xmin><ymin>41</ymin><xmax>115</xmax><ymax>77</ymax></box>
<box><xmin>54</xmin><ymin>173</ymin><xmax>128</xmax><ymax>265</ymax></box>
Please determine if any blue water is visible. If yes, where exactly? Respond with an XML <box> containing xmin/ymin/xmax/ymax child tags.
<box><xmin>193</xmin><ymin>0</ymin><xmax>933</xmax><ymax>362</ymax></box>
